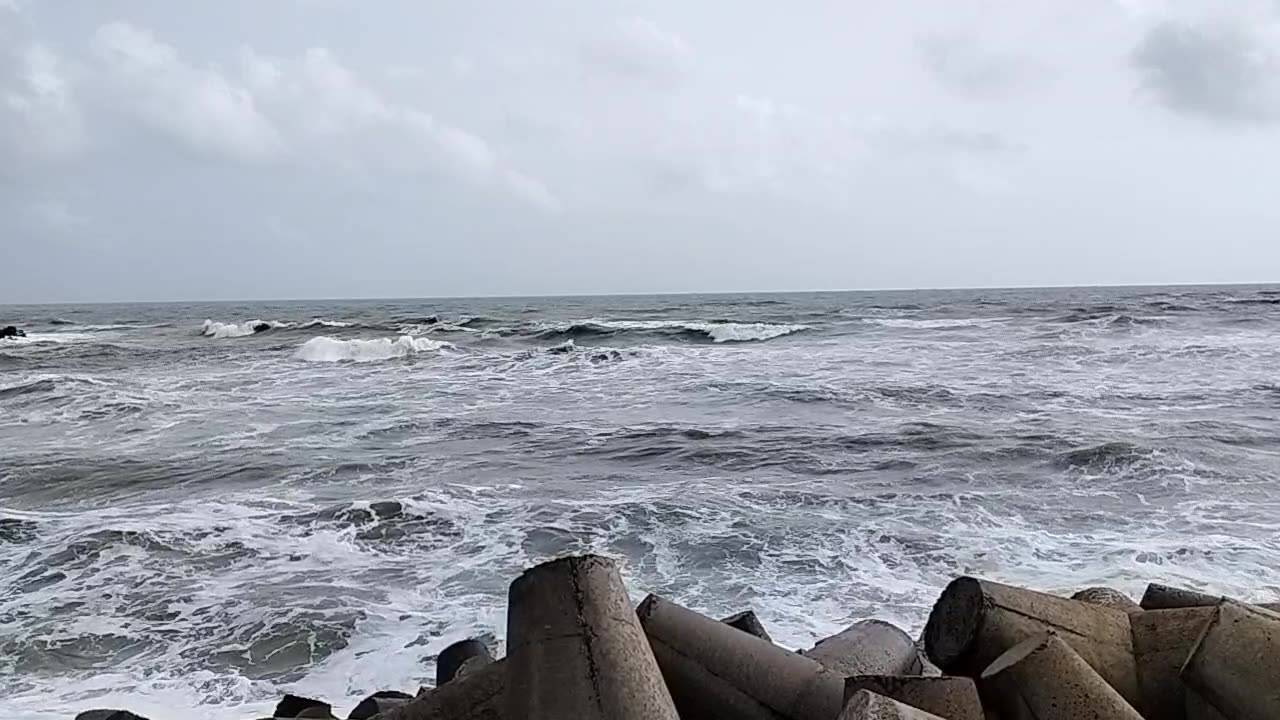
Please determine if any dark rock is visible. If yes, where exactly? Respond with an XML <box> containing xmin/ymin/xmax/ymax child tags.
<box><xmin>74</xmin><ymin>712</ymin><xmax>150</xmax><ymax>720</ymax></box>
<box><xmin>348</xmin><ymin>690</ymin><xmax>413</xmax><ymax>720</ymax></box>
<box><xmin>274</xmin><ymin>694</ymin><xmax>331</xmax><ymax>719</ymax></box>
<box><xmin>1</xmin><ymin>326</ymin><xmax>25</xmax><ymax>339</ymax></box>
<box><xmin>252</xmin><ymin>322</ymin><xmax>273</xmax><ymax>333</ymax></box>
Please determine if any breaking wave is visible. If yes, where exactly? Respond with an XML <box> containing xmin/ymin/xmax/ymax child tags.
<box><xmin>530</xmin><ymin>319</ymin><xmax>807</xmax><ymax>343</ymax></box>
<box><xmin>861</xmin><ymin>317</ymin><xmax>1004</xmax><ymax>330</ymax></box>
<box><xmin>202</xmin><ymin>319</ymin><xmax>352</xmax><ymax>338</ymax></box>
<box><xmin>294</xmin><ymin>336</ymin><xmax>454</xmax><ymax>362</ymax></box>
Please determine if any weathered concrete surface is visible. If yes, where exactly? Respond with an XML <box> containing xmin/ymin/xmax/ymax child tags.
<box><xmin>376</xmin><ymin>658</ymin><xmax>506</xmax><ymax>720</ymax></box>
<box><xmin>924</xmin><ymin>576</ymin><xmax>1140</xmax><ymax>706</ymax></box>
<box><xmin>844</xmin><ymin>675</ymin><xmax>983</xmax><ymax>720</ymax></box>
<box><xmin>722</xmin><ymin>610</ymin><xmax>772</xmax><ymax>642</ymax></box>
<box><xmin>803</xmin><ymin>620</ymin><xmax>922</xmax><ymax>676</ymax></box>
<box><xmin>1186</xmin><ymin>688</ymin><xmax>1231</xmax><ymax>720</ymax></box>
<box><xmin>1131</xmin><ymin>607</ymin><xmax>1215</xmax><ymax>720</ymax></box>
<box><xmin>638</xmin><ymin>593</ymin><xmax>845</xmax><ymax>720</ymax></box>
<box><xmin>437</xmin><ymin>639</ymin><xmax>494</xmax><ymax>686</ymax></box>
<box><xmin>981</xmin><ymin>631</ymin><xmax>1143</xmax><ymax>720</ymax></box>
<box><xmin>506</xmin><ymin>555</ymin><xmax>678</xmax><ymax>720</ymax></box>
<box><xmin>839</xmin><ymin>690</ymin><xmax>948</xmax><ymax>719</ymax></box>
<box><xmin>1140</xmin><ymin>583</ymin><xmax>1280</xmax><ymax>612</ymax></box>
<box><xmin>1073</xmin><ymin>586</ymin><xmax>1141</xmax><ymax>613</ymax></box>
<box><xmin>1181</xmin><ymin>600</ymin><xmax>1280</xmax><ymax>719</ymax></box>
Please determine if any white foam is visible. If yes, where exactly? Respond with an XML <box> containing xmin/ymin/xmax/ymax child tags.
<box><xmin>705</xmin><ymin>322</ymin><xmax>807</xmax><ymax>343</ymax></box>
<box><xmin>294</xmin><ymin>336</ymin><xmax>454</xmax><ymax>362</ymax></box>
<box><xmin>862</xmin><ymin>317</ymin><xmax>1004</xmax><ymax>329</ymax></box>
<box><xmin>3</xmin><ymin>332</ymin><xmax>98</xmax><ymax>345</ymax></box>
<box><xmin>201</xmin><ymin>319</ymin><xmax>288</xmax><ymax>338</ymax></box>
<box><xmin>300</xmin><ymin>319</ymin><xmax>353</xmax><ymax>329</ymax></box>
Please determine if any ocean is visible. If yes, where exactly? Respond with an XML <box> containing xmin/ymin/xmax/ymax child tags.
<box><xmin>2</xmin><ymin>286</ymin><xmax>1279</xmax><ymax>718</ymax></box>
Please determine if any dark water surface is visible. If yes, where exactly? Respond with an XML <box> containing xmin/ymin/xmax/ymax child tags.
<box><xmin>2</xmin><ymin>286</ymin><xmax>1279</xmax><ymax>717</ymax></box>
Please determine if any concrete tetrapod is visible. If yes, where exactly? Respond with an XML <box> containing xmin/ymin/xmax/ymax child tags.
<box><xmin>376</xmin><ymin>659</ymin><xmax>506</xmax><ymax>720</ymax></box>
<box><xmin>721</xmin><ymin>610</ymin><xmax>773</xmax><ymax>642</ymax></box>
<box><xmin>803</xmin><ymin>620</ymin><xmax>922</xmax><ymax>676</ymax></box>
<box><xmin>505</xmin><ymin>555</ymin><xmax>678</xmax><ymax>720</ymax></box>
<box><xmin>637</xmin><ymin>593</ymin><xmax>846</xmax><ymax>720</ymax></box>
<box><xmin>1131</xmin><ymin>607</ymin><xmax>1216</xmax><ymax>720</ymax></box>
<box><xmin>1072</xmin><ymin>587</ymin><xmax>1142</xmax><ymax>613</ymax></box>
<box><xmin>437</xmin><ymin>639</ymin><xmax>494</xmax><ymax>686</ymax></box>
<box><xmin>839</xmin><ymin>690</ymin><xmax>947</xmax><ymax>720</ymax></box>
<box><xmin>924</xmin><ymin>576</ymin><xmax>1140</xmax><ymax>706</ymax></box>
<box><xmin>980</xmin><ymin>631</ymin><xmax>1143</xmax><ymax>720</ymax></box>
<box><xmin>1141</xmin><ymin>583</ymin><xmax>1280</xmax><ymax>612</ymax></box>
<box><xmin>844</xmin><ymin>676</ymin><xmax>984</xmax><ymax>720</ymax></box>
<box><xmin>1180</xmin><ymin>600</ymin><xmax>1280</xmax><ymax>720</ymax></box>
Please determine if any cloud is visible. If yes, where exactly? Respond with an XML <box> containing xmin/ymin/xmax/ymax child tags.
<box><xmin>93</xmin><ymin>21</ymin><xmax>282</xmax><ymax>161</ymax></box>
<box><xmin>27</xmin><ymin>200</ymin><xmax>89</xmax><ymax>232</ymax></box>
<box><xmin>1131</xmin><ymin>18</ymin><xmax>1280</xmax><ymax>124</ymax></box>
<box><xmin>51</xmin><ymin>21</ymin><xmax>560</xmax><ymax>211</ymax></box>
<box><xmin>918</xmin><ymin>33</ymin><xmax>1040</xmax><ymax>97</ymax></box>
<box><xmin>1</xmin><ymin>7</ymin><xmax>83</xmax><ymax>166</ymax></box>
<box><xmin>586</xmin><ymin>16</ymin><xmax>692</xmax><ymax>82</ymax></box>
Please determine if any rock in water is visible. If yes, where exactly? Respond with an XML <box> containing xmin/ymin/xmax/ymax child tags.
<box><xmin>0</xmin><ymin>325</ymin><xmax>24</xmax><ymax>338</ymax></box>
<box><xmin>74</xmin><ymin>712</ymin><xmax>150</xmax><ymax>720</ymax></box>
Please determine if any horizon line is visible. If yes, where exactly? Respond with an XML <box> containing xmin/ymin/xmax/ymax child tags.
<box><xmin>3</xmin><ymin>279</ymin><xmax>1278</xmax><ymax>306</ymax></box>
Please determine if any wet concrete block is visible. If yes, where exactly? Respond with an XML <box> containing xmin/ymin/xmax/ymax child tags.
<box><xmin>1131</xmin><ymin>607</ymin><xmax>1215</xmax><ymax>720</ymax></box>
<box><xmin>839</xmin><ymin>690</ymin><xmax>947</xmax><ymax>719</ymax></box>
<box><xmin>638</xmin><ymin>593</ymin><xmax>845</xmax><ymax>720</ymax></box>
<box><xmin>437</xmin><ymin>639</ymin><xmax>495</xmax><ymax>686</ymax></box>
<box><xmin>348</xmin><ymin>690</ymin><xmax>413</xmax><ymax>720</ymax></box>
<box><xmin>980</xmin><ymin>631</ymin><xmax>1143</xmax><ymax>720</ymax></box>
<box><xmin>722</xmin><ymin>610</ymin><xmax>772</xmax><ymax>642</ymax></box>
<box><xmin>506</xmin><ymin>555</ymin><xmax>678</xmax><ymax>720</ymax></box>
<box><xmin>274</xmin><ymin>695</ymin><xmax>332</xmax><ymax>719</ymax></box>
<box><xmin>1140</xmin><ymin>583</ymin><xmax>1280</xmax><ymax>612</ymax></box>
<box><xmin>1073</xmin><ymin>586</ymin><xmax>1141</xmax><ymax>613</ymax></box>
<box><xmin>844</xmin><ymin>675</ymin><xmax>983</xmax><ymax>720</ymax></box>
<box><xmin>1181</xmin><ymin>600</ymin><xmax>1280</xmax><ymax>719</ymax></box>
<box><xmin>925</xmin><ymin>576</ymin><xmax>1140</xmax><ymax>706</ymax></box>
<box><xmin>375</xmin><ymin>658</ymin><xmax>505</xmax><ymax>720</ymax></box>
<box><xmin>803</xmin><ymin>620</ymin><xmax>922</xmax><ymax>676</ymax></box>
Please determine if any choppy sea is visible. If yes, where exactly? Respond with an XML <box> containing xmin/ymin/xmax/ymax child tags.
<box><xmin>3</xmin><ymin>286</ymin><xmax>1279</xmax><ymax>718</ymax></box>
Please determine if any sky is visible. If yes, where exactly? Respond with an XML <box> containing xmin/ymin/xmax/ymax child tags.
<box><xmin>3</xmin><ymin>0</ymin><xmax>1280</xmax><ymax>302</ymax></box>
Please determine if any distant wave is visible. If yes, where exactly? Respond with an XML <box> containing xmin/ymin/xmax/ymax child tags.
<box><xmin>202</xmin><ymin>318</ymin><xmax>352</xmax><ymax>338</ymax></box>
<box><xmin>2</xmin><ymin>332</ymin><xmax>98</xmax><ymax>345</ymax></box>
<box><xmin>294</xmin><ymin>335</ymin><xmax>454</xmax><ymax>362</ymax></box>
<box><xmin>530</xmin><ymin>319</ymin><xmax>808</xmax><ymax>344</ymax></box>
<box><xmin>862</xmin><ymin>317</ymin><xmax>1003</xmax><ymax>330</ymax></box>
<box><xmin>48</xmin><ymin>318</ymin><xmax>76</xmax><ymax>326</ymax></box>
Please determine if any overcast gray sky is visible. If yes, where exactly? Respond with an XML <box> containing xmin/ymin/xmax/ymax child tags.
<box><xmin>3</xmin><ymin>0</ymin><xmax>1279</xmax><ymax>302</ymax></box>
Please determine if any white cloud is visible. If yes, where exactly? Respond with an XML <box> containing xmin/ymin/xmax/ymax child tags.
<box><xmin>919</xmin><ymin>33</ymin><xmax>1042</xmax><ymax>97</ymax></box>
<box><xmin>92</xmin><ymin>21</ymin><xmax>282</xmax><ymax>161</ymax></box>
<box><xmin>587</xmin><ymin>16</ymin><xmax>692</xmax><ymax>82</ymax></box>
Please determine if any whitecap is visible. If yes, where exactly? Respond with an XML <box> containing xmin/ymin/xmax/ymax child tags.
<box><xmin>201</xmin><ymin>319</ymin><xmax>289</xmax><ymax>338</ymax></box>
<box><xmin>294</xmin><ymin>336</ymin><xmax>454</xmax><ymax>362</ymax></box>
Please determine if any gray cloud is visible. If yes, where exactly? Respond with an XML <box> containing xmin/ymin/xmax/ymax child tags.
<box><xmin>1132</xmin><ymin>19</ymin><xmax>1280</xmax><ymax>124</ymax></box>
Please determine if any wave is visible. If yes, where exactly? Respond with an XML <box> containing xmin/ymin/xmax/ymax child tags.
<box><xmin>2</xmin><ymin>332</ymin><xmax>98</xmax><ymax>345</ymax></box>
<box><xmin>48</xmin><ymin>318</ymin><xmax>76</xmax><ymax>325</ymax></box>
<box><xmin>294</xmin><ymin>335</ymin><xmax>454</xmax><ymax>362</ymax></box>
<box><xmin>861</xmin><ymin>317</ymin><xmax>1002</xmax><ymax>330</ymax></box>
<box><xmin>202</xmin><ymin>319</ymin><xmax>284</xmax><ymax>338</ymax></box>
<box><xmin>531</xmin><ymin>319</ymin><xmax>808</xmax><ymax>344</ymax></box>
<box><xmin>202</xmin><ymin>319</ymin><xmax>352</xmax><ymax>338</ymax></box>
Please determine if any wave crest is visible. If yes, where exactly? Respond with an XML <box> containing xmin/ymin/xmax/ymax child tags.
<box><xmin>202</xmin><ymin>319</ymin><xmax>352</xmax><ymax>338</ymax></box>
<box><xmin>533</xmin><ymin>319</ymin><xmax>807</xmax><ymax>343</ymax></box>
<box><xmin>294</xmin><ymin>336</ymin><xmax>454</xmax><ymax>362</ymax></box>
